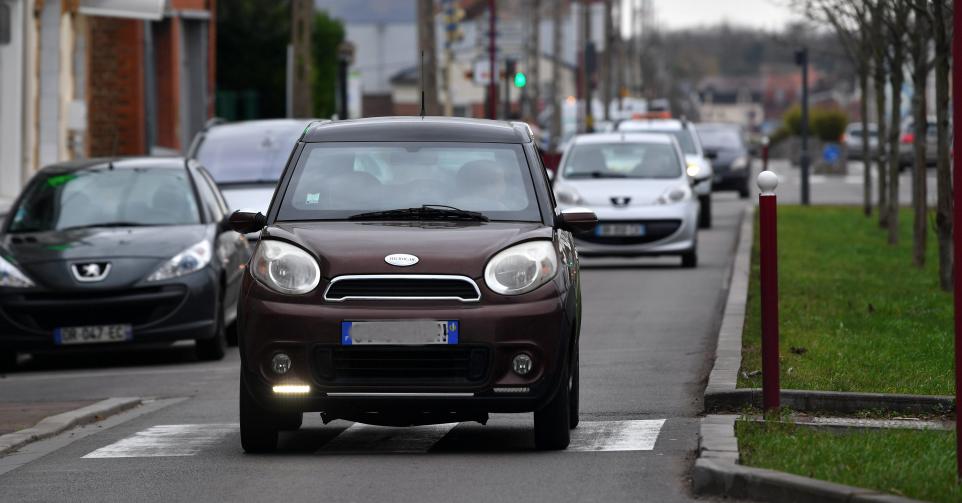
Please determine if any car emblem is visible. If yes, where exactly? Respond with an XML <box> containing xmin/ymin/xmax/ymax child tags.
<box><xmin>384</xmin><ymin>254</ymin><xmax>419</xmax><ymax>267</ymax></box>
<box><xmin>71</xmin><ymin>262</ymin><xmax>111</xmax><ymax>282</ymax></box>
<box><xmin>611</xmin><ymin>197</ymin><xmax>631</xmax><ymax>207</ymax></box>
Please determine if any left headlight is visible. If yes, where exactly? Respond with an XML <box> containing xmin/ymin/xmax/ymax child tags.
<box><xmin>731</xmin><ymin>156</ymin><xmax>749</xmax><ymax>170</ymax></box>
<box><xmin>484</xmin><ymin>240</ymin><xmax>558</xmax><ymax>296</ymax></box>
<box><xmin>0</xmin><ymin>255</ymin><xmax>34</xmax><ymax>288</ymax></box>
<box><xmin>147</xmin><ymin>240</ymin><xmax>212</xmax><ymax>282</ymax></box>
<box><xmin>686</xmin><ymin>162</ymin><xmax>702</xmax><ymax>178</ymax></box>
<box><xmin>656</xmin><ymin>184</ymin><xmax>692</xmax><ymax>205</ymax></box>
<box><xmin>251</xmin><ymin>240</ymin><xmax>320</xmax><ymax>295</ymax></box>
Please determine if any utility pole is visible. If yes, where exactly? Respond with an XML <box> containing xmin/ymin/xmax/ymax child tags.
<box><xmin>550</xmin><ymin>0</ymin><xmax>563</xmax><ymax>148</ymax></box>
<box><xmin>487</xmin><ymin>0</ymin><xmax>498</xmax><ymax>119</ymax></box>
<box><xmin>614</xmin><ymin>0</ymin><xmax>624</xmax><ymax>111</ymax></box>
<box><xmin>581</xmin><ymin>0</ymin><xmax>594</xmax><ymax>133</ymax></box>
<box><xmin>417</xmin><ymin>0</ymin><xmax>441</xmax><ymax>116</ymax></box>
<box><xmin>441</xmin><ymin>0</ymin><xmax>465</xmax><ymax>116</ymax></box>
<box><xmin>291</xmin><ymin>0</ymin><xmax>314</xmax><ymax>118</ymax></box>
<box><xmin>796</xmin><ymin>48</ymin><xmax>811</xmax><ymax>205</ymax></box>
<box><xmin>526</xmin><ymin>0</ymin><xmax>542</xmax><ymax>119</ymax></box>
<box><xmin>602</xmin><ymin>0</ymin><xmax>612</xmax><ymax>121</ymax></box>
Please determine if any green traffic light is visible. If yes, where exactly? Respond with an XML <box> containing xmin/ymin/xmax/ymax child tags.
<box><xmin>513</xmin><ymin>72</ymin><xmax>527</xmax><ymax>88</ymax></box>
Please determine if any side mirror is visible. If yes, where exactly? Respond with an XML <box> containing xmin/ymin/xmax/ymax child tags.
<box><xmin>558</xmin><ymin>207</ymin><xmax>598</xmax><ymax>235</ymax></box>
<box><xmin>229</xmin><ymin>209</ymin><xmax>267</xmax><ymax>234</ymax></box>
<box><xmin>546</xmin><ymin>169</ymin><xmax>555</xmax><ymax>182</ymax></box>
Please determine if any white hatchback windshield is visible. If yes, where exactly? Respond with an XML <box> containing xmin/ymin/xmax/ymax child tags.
<box><xmin>563</xmin><ymin>142</ymin><xmax>682</xmax><ymax>179</ymax></box>
<box><xmin>277</xmin><ymin>142</ymin><xmax>541</xmax><ymax>222</ymax></box>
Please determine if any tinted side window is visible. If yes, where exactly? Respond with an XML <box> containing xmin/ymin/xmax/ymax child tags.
<box><xmin>191</xmin><ymin>167</ymin><xmax>224</xmax><ymax>221</ymax></box>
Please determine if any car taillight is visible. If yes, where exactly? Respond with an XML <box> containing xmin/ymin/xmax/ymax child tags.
<box><xmin>900</xmin><ymin>132</ymin><xmax>915</xmax><ymax>144</ymax></box>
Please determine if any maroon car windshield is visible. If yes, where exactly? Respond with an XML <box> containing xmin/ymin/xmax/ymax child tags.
<box><xmin>276</xmin><ymin>142</ymin><xmax>542</xmax><ymax>222</ymax></box>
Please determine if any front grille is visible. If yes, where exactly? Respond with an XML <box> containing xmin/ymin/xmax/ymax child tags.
<box><xmin>0</xmin><ymin>286</ymin><xmax>187</xmax><ymax>331</ymax></box>
<box><xmin>324</xmin><ymin>275</ymin><xmax>481</xmax><ymax>302</ymax></box>
<box><xmin>578</xmin><ymin>219</ymin><xmax>683</xmax><ymax>245</ymax></box>
<box><xmin>313</xmin><ymin>346</ymin><xmax>489</xmax><ymax>384</ymax></box>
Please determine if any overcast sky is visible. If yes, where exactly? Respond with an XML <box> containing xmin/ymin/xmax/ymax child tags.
<box><xmin>645</xmin><ymin>0</ymin><xmax>802</xmax><ymax>31</ymax></box>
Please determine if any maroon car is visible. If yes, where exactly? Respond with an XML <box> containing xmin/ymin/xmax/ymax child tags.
<box><xmin>229</xmin><ymin>117</ymin><xmax>597</xmax><ymax>452</ymax></box>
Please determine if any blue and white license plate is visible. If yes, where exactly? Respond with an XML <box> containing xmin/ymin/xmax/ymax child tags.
<box><xmin>54</xmin><ymin>324</ymin><xmax>132</xmax><ymax>345</ymax></box>
<box><xmin>596</xmin><ymin>223</ymin><xmax>646</xmax><ymax>237</ymax></box>
<box><xmin>341</xmin><ymin>320</ymin><xmax>459</xmax><ymax>345</ymax></box>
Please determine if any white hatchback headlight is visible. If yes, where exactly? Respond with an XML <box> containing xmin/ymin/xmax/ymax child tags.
<box><xmin>656</xmin><ymin>184</ymin><xmax>691</xmax><ymax>205</ymax></box>
<box><xmin>147</xmin><ymin>240</ymin><xmax>212</xmax><ymax>282</ymax></box>
<box><xmin>251</xmin><ymin>240</ymin><xmax>320</xmax><ymax>295</ymax></box>
<box><xmin>484</xmin><ymin>241</ymin><xmax>558</xmax><ymax>296</ymax></box>
<box><xmin>0</xmin><ymin>255</ymin><xmax>34</xmax><ymax>288</ymax></box>
<box><xmin>554</xmin><ymin>185</ymin><xmax>583</xmax><ymax>206</ymax></box>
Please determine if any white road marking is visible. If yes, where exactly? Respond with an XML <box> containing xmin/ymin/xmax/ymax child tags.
<box><xmin>568</xmin><ymin>419</ymin><xmax>666</xmax><ymax>452</ymax></box>
<box><xmin>318</xmin><ymin>422</ymin><xmax>458</xmax><ymax>454</ymax></box>
<box><xmin>82</xmin><ymin>423</ymin><xmax>237</xmax><ymax>458</ymax></box>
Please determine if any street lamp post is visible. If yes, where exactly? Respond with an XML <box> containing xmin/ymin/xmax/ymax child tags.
<box><xmin>795</xmin><ymin>48</ymin><xmax>810</xmax><ymax>206</ymax></box>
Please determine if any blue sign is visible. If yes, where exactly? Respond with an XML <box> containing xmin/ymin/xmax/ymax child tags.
<box><xmin>823</xmin><ymin>144</ymin><xmax>841</xmax><ymax>163</ymax></box>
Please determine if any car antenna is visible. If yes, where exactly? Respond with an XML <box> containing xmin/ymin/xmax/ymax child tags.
<box><xmin>419</xmin><ymin>50</ymin><xmax>426</xmax><ymax>118</ymax></box>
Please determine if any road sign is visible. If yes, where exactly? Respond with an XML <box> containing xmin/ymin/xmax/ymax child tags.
<box><xmin>473</xmin><ymin>60</ymin><xmax>492</xmax><ymax>85</ymax></box>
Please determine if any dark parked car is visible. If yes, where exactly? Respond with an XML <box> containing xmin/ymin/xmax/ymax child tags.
<box><xmin>230</xmin><ymin>117</ymin><xmax>597</xmax><ymax>452</ymax></box>
<box><xmin>0</xmin><ymin>158</ymin><xmax>248</xmax><ymax>371</ymax></box>
<box><xmin>696</xmin><ymin>123</ymin><xmax>752</xmax><ymax>198</ymax></box>
<box><xmin>187</xmin><ymin>119</ymin><xmax>316</xmax><ymax>214</ymax></box>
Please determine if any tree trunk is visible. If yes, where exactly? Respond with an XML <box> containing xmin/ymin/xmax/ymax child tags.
<box><xmin>416</xmin><ymin>0</ymin><xmax>441</xmax><ymax>116</ymax></box>
<box><xmin>871</xmin><ymin>3</ymin><xmax>888</xmax><ymax>229</ymax></box>
<box><xmin>550</xmin><ymin>0</ymin><xmax>563</xmax><ymax>150</ymax></box>
<box><xmin>910</xmin><ymin>15</ymin><xmax>928</xmax><ymax>268</ymax></box>
<box><xmin>933</xmin><ymin>0</ymin><xmax>952</xmax><ymax>291</ymax></box>
<box><xmin>860</xmin><ymin>70</ymin><xmax>872</xmax><ymax>217</ymax></box>
<box><xmin>886</xmin><ymin>40</ymin><xmax>904</xmax><ymax>246</ymax></box>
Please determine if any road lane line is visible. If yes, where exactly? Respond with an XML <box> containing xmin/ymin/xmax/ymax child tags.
<box><xmin>317</xmin><ymin>422</ymin><xmax>458</xmax><ymax>454</ymax></box>
<box><xmin>82</xmin><ymin>423</ymin><xmax>237</xmax><ymax>458</ymax></box>
<box><xmin>568</xmin><ymin>419</ymin><xmax>666</xmax><ymax>452</ymax></box>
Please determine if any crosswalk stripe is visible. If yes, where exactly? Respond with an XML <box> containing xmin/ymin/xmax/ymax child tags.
<box><xmin>568</xmin><ymin>419</ymin><xmax>665</xmax><ymax>452</ymax></box>
<box><xmin>82</xmin><ymin>423</ymin><xmax>237</xmax><ymax>458</ymax></box>
<box><xmin>317</xmin><ymin>422</ymin><xmax>459</xmax><ymax>454</ymax></box>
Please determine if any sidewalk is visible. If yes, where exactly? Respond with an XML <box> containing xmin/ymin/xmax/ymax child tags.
<box><xmin>0</xmin><ymin>401</ymin><xmax>98</xmax><ymax>435</ymax></box>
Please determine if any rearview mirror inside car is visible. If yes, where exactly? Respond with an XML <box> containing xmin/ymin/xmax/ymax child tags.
<box><xmin>229</xmin><ymin>209</ymin><xmax>267</xmax><ymax>234</ymax></box>
<box><xmin>558</xmin><ymin>208</ymin><xmax>598</xmax><ymax>235</ymax></box>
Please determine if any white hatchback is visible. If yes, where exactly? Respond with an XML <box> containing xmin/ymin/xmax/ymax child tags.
<box><xmin>554</xmin><ymin>133</ymin><xmax>700</xmax><ymax>267</ymax></box>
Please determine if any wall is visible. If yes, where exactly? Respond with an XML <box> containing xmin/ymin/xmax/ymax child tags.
<box><xmin>86</xmin><ymin>16</ymin><xmax>145</xmax><ymax>156</ymax></box>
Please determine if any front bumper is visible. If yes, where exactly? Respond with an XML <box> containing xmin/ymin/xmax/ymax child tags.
<box><xmin>567</xmin><ymin>202</ymin><xmax>698</xmax><ymax>256</ymax></box>
<box><xmin>0</xmin><ymin>269</ymin><xmax>219</xmax><ymax>352</ymax></box>
<box><xmin>239</xmin><ymin>278</ymin><xmax>575</xmax><ymax>415</ymax></box>
<box><xmin>712</xmin><ymin>165</ymin><xmax>750</xmax><ymax>191</ymax></box>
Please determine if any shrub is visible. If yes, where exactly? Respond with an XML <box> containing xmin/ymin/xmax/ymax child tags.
<box><xmin>780</xmin><ymin>105</ymin><xmax>849</xmax><ymax>143</ymax></box>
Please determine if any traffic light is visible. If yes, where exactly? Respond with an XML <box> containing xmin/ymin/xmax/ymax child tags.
<box><xmin>513</xmin><ymin>72</ymin><xmax>527</xmax><ymax>88</ymax></box>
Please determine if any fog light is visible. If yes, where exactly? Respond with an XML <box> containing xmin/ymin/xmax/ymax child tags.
<box><xmin>271</xmin><ymin>353</ymin><xmax>292</xmax><ymax>374</ymax></box>
<box><xmin>512</xmin><ymin>353</ymin><xmax>533</xmax><ymax>376</ymax></box>
<box><xmin>272</xmin><ymin>384</ymin><xmax>310</xmax><ymax>394</ymax></box>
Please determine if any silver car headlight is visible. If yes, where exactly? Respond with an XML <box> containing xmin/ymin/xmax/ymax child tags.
<box><xmin>484</xmin><ymin>240</ymin><xmax>558</xmax><ymax>296</ymax></box>
<box><xmin>554</xmin><ymin>185</ymin><xmax>584</xmax><ymax>206</ymax></box>
<box><xmin>147</xmin><ymin>240</ymin><xmax>212</xmax><ymax>281</ymax></box>
<box><xmin>686</xmin><ymin>162</ymin><xmax>702</xmax><ymax>178</ymax></box>
<box><xmin>0</xmin><ymin>255</ymin><xmax>34</xmax><ymax>288</ymax></box>
<box><xmin>656</xmin><ymin>184</ymin><xmax>692</xmax><ymax>205</ymax></box>
<box><xmin>731</xmin><ymin>156</ymin><xmax>748</xmax><ymax>170</ymax></box>
<box><xmin>251</xmin><ymin>240</ymin><xmax>320</xmax><ymax>295</ymax></box>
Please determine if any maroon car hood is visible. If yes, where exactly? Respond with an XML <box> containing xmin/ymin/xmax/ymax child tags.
<box><xmin>268</xmin><ymin>221</ymin><xmax>552</xmax><ymax>278</ymax></box>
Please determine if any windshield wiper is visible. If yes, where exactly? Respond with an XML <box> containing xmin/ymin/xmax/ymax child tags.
<box><xmin>349</xmin><ymin>205</ymin><xmax>489</xmax><ymax>222</ymax></box>
<box><xmin>59</xmin><ymin>222</ymin><xmax>165</xmax><ymax>231</ymax></box>
<box><xmin>567</xmin><ymin>171</ymin><xmax>628</xmax><ymax>179</ymax></box>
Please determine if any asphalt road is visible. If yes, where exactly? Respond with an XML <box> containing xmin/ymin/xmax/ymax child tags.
<box><xmin>0</xmin><ymin>194</ymin><xmax>746</xmax><ymax>503</ymax></box>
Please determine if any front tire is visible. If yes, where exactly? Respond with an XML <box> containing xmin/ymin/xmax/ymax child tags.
<box><xmin>240</xmin><ymin>373</ymin><xmax>279</xmax><ymax>453</ymax></box>
<box><xmin>681</xmin><ymin>249</ymin><xmax>698</xmax><ymax>268</ymax></box>
<box><xmin>698</xmin><ymin>195</ymin><xmax>712</xmax><ymax>229</ymax></box>
<box><xmin>196</xmin><ymin>299</ymin><xmax>227</xmax><ymax>361</ymax></box>
<box><xmin>0</xmin><ymin>351</ymin><xmax>17</xmax><ymax>373</ymax></box>
<box><xmin>738</xmin><ymin>179</ymin><xmax>750</xmax><ymax>199</ymax></box>
<box><xmin>569</xmin><ymin>342</ymin><xmax>580</xmax><ymax>429</ymax></box>
<box><xmin>534</xmin><ymin>363</ymin><xmax>571</xmax><ymax>450</ymax></box>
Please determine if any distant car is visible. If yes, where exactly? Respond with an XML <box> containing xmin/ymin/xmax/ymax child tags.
<box><xmin>230</xmin><ymin>117</ymin><xmax>597</xmax><ymax>453</ymax></box>
<box><xmin>617</xmin><ymin>118</ymin><xmax>713</xmax><ymax>228</ymax></box>
<box><xmin>0</xmin><ymin>158</ymin><xmax>248</xmax><ymax>371</ymax></box>
<box><xmin>696</xmin><ymin>123</ymin><xmax>753</xmax><ymax>199</ymax></box>
<box><xmin>187</xmin><ymin>119</ymin><xmax>317</xmax><ymax>213</ymax></box>
<box><xmin>554</xmin><ymin>133</ymin><xmax>699</xmax><ymax>267</ymax></box>
<box><xmin>843</xmin><ymin>122</ymin><xmax>879</xmax><ymax>161</ymax></box>
<box><xmin>898</xmin><ymin>118</ymin><xmax>939</xmax><ymax>169</ymax></box>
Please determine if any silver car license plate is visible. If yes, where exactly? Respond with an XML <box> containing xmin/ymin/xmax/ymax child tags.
<box><xmin>341</xmin><ymin>320</ymin><xmax>459</xmax><ymax>345</ymax></box>
<box><xmin>596</xmin><ymin>223</ymin><xmax>646</xmax><ymax>237</ymax></box>
<box><xmin>54</xmin><ymin>324</ymin><xmax>132</xmax><ymax>345</ymax></box>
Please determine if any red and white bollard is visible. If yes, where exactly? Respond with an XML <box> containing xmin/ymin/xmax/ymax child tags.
<box><xmin>757</xmin><ymin>171</ymin><xmax>780</xmax><ymax>411</ymax></box>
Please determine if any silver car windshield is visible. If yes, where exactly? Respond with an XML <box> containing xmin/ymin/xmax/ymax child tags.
<box><xmin>276</xmin><ymin>142</ymin><xmax>541</xmax><ymax>222</ymax></box>
<box><xmin>563</xmin><ymin>142</ymin><xmax>682</xmax><ymax>179</ymax></box>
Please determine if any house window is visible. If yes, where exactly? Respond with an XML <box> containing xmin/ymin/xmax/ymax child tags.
<box><xmin>0</xmin><ymin>3</ymin><xmax>10</xmax><ymax>45</ymax></box>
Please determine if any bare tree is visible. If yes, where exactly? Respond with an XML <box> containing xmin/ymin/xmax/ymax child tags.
<box><xmin>882</xmin><ymin>0</ymin><xmax>911</xmax><ymax>245</ymax></box>
<box><xmin>417</xmin><ymin>0</ymin><xmax>441</xmax><ymax>115</ymax></box>
<box><xmin>907</xmin><ymin>1</ymin><xmax>932</xmax><ymax>267</ymax></box>
<box><xmin>550</xmin><ymin>0</ymin><xmax>564</xmax><ymax>150</ymax></box>
<box><xmin>869</xmin><ymin>0</ymin><xmax>889</xmax><ymax>228</ymax></box>
<box><xmin>932</xmin><ymin>0</ymin><xmax>953</xmax><ymax>290</ymax></box>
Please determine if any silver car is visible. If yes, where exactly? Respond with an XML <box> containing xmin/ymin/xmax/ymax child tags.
<box><xmin>554</xmin><ymin>133</ymin><xmax>699</xmax><ymax>267</ymax></box>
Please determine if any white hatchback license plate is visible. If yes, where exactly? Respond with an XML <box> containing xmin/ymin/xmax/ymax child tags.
<box><xmin>54</xmin><ymin>324</ymin><xmax>132</xmax><ymax>345</ymax></box>
<box><xmin>341</xmin><ymin>320</ymin><xmax>459</xmax><ymax>345</ymax></box>
<box><xmin>596</xmin><ymin>223</ymin><xmax>646</xmax><ymax>237</ymax></box>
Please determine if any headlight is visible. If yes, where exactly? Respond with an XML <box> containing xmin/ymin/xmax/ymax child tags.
<box><xmin>656</xmin><ymin>184</ymin><xmax>691</xmax><ymax>205</ymax></box>
<box><xmin>147</xmin><ymin>240</ymin><xmax>212</xmax><ymax>281</ymax></box>
<box><xmin>0</xmin><ymin>255</ymin><xmax>34</xmax><ymax>288</ymax></box>
<box><xmin>686</xmin><ymin>162</ymin><xmax>701</xmax><ymax>178</ymax></box>
<box><xmin>731</xmin><ymin>156</ymin><xmax>748</xmax><ymax>170</ymax></box>
<box><xmin>251</xmin><ymin>240</ymin><xmax>320</xmax><ymax>295</ymax></box>
<box><xmin>484</xmin><ymin>241</ymin><xmax>558</xmax><ymax>296</ymax></box>
<box><xmin>554</xmin><ymin>185</ymin><xmax>583</xmax><ymax>206</ymax></box>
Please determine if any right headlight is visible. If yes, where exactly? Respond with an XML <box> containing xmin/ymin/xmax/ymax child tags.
<box><xmin>484</xmin><ymin>241</ymin><xmax>558</xmax><ymax>296</ymax></box>
<box><xmin>656</xmin><ymin>184</ymin><xmax>692</xmax><ymax>205</ymax></box>
<box><xmin>251</xmin><ymin>240</ymin><xmax>320</xmax><ymax>295</ymax></box>
<box><xmin>0</xmin><ymin>255</ymin><xmax>34</xmax><ymax>288</ymax></box>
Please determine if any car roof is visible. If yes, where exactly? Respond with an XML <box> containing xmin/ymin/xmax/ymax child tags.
<box><xmin>38</xmin><ymin>157</ymin><xmax>187</xmax><ymax>175</ymax></box>
<box><xmin>302</xmin><ymin>116</ymin><xmax>531</xmax><ymax>144</ymax></box>
<box><xmin>618</xmin><ymin>119</ymin><xmax>687</xmax><ymax>131</ymax></box>
<box><xmin>205</xmin><ymin>119</ymin><xmax>316</xmax><ymax>135</ymax></box>
<box><xmin>570</xmin><ymin>133</ymin><xmax>676</xmax><ymax>145</ymax></box>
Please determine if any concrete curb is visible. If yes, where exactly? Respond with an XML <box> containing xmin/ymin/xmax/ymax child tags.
<box><xmin>0</xmin><ymin>397</ymin><xmax>141</xmax><ymax>456</ymax></box>
<box><xmin>706</xmin><ymin>388</ymin><xmax>953</xmax><ymax>415</ymax></box>
<box><xmin>693</xmin><ymin>415</ymin><xmax>926</xmax><ymax>503</ymax></box>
